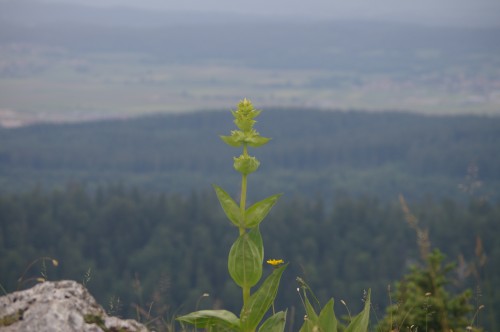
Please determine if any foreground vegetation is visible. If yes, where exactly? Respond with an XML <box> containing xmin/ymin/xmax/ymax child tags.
<box><xmin>2</xmin><ymin>185</ymin><xmax>495</xmax><ymax>330</ymax></box>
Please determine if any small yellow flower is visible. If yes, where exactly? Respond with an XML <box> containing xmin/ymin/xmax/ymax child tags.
<box><xmin>266</xmin><ymin>259</ymin><xmax>284</xmax><ymax>266</ymax></box>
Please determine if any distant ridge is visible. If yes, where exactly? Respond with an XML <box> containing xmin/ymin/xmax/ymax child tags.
<box><xmin>0</xmin><ymin>0</ymin><xmax>260</xmax><ymax>28</ymax></box>
<box><xmin>3</xmin><ymin>0</ymin><xmax>500</xmax><ymax>27</ymax></box>
<box><xmin>1</xmin><ymin>109</ymin><xmax>499</xmax><ymax>200</ymax></box>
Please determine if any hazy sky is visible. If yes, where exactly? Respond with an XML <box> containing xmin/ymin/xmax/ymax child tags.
<box><xmin>39</xmin><ymin>0</ymin><xmax>500</xmax><ymax>26</ymax></box>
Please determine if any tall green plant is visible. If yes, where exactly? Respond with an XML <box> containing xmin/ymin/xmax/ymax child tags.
<box><xmin>177</xmin><ymin>98</ymin><xmax>372</xmax><ymax>331</ymax></box>
<box><xmin>177</xmin><ymin>98</ymin><xmax>287</xmax><ymax>332</ymax></box>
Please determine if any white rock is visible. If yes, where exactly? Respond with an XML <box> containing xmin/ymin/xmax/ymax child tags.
<box><xmin>0</xmin><ymin>280</ymin><xmax>148</xmax><ymax>331</ymax></box>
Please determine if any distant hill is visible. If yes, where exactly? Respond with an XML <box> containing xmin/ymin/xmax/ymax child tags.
<box><xmin>1</xmin><ymin>109</ymin><xmax>498</xmax><ymax>201</ymax></box>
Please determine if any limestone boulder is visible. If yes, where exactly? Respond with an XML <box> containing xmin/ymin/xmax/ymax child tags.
<box><xmin>0</xmin><ymin>280</ymin><xmax>148</xmax><ymax>331</ymax></box>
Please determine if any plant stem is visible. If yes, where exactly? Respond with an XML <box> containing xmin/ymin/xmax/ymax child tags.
<box><xmin>240</xmin><ymin>175</ymin><xmax>247</xmax><ymax>236</ymax></box>
<box><xmin>240</xmin><ymin>143</ymin><xmax>250</xmax><ymax>306</ymax></box>
<box><xmin>239</xmin><ymin>144</ymin><xmax>249</xmax><ymax>236</ymax></box>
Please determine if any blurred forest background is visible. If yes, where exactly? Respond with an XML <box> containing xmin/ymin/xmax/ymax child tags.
<box><xmin>1</xmin><ymin>110</ymin><xmax>499</xmax><ymax>329</ymax></box>
<box><xmin>1</xmin><ymin>0</ymin><xmax>500</xmax><ymax>330</ymax></box>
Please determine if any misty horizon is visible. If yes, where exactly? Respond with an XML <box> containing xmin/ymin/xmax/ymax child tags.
<box><xmin>1</xmin><ymin>0</ymin><xmax>500</xmax><ymax>126</ymax></box>
<box><xmin>32</xmin><ymin>0</ymin><xmax>500</xmax><ymax>28</ymax></box>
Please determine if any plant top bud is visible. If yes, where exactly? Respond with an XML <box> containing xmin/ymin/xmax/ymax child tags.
<box><xmin>220</xmin><ymin>98</ymin><xmax>270</xmax><ymax>148</ymax></box>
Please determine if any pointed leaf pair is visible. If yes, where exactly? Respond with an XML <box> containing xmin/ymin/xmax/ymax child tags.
<box><xmin>213</xmin><ymin>185</ymin><xmax>242</xmax><ymax>227</ymax></box>
<box><xmin>245</xmin><ymin>193</ymin><xmax>282</xmax><ymax>228</ymax></box>
<box><xmin>299</xmin><ymin>299</ymin><xmax>338</xmax><ymax>332</ymax></box>
<box><xmin>259</xmin><ymin>310</ymin><xmax>287</xmax><ymax>332</ymax></box>
<box><xmin>345</xmin><ymin>289</ymin><xmax>371</xmax><ymax>332</ymax></box>
<box><xmin>298</xmin><ymin>286</ymin><xmax>319</xmax><ymax>332</ymax></box>
<box><xmin>220</xmin><ymin>135</ymin><xmax>242</xmax><ymax>147</ymax></box>
<box><xmin>300</xmin><ymin>296</ymin><xmax>318</xmax><ymax>332</ymax></box>
<box><xmin>228</xmin><ymin>227</ymin><xmax>264</xmax><ymax>288</ymax></box>
<box><xmin>298</xmin><ymin>281</ymin><xmax>338</xmax><ymax>332</ymax></box>
<box><xmin>318</xmin><ymin>299</ymin><xmax>338</xmax><ymax>332</ymax></box>
<box><xmin>247</xmin><ymin>135</ymin><xmax>271</xmax><ymax>148</ymax></box>
<box><xmin>176</xmin><ymin>309</ymin><xmax>240</xmax><ymax>331</ymax></box>
<box><xmin>241</xmin><ymin>264</ymin><xmax>288</xmax><ymax>331</ymax></box>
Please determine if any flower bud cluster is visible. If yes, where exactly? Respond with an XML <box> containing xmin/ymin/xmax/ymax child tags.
<box><xmin>220</xmin><ymin>98</ymin><xmax>270</xmax><ymax>175</ymax></box>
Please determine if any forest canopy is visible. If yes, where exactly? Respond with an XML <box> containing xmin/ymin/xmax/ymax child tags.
<box><xmin>1</xmin><ymin>109</ymin><xmax>499</xmax><ymax>201</ymax></box>
<box><xmin>0</xmin><ymin>184</ymin><xmax>498</xmax><ymax>329</ymax></box>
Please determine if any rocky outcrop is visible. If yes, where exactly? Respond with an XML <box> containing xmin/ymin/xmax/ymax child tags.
<box><xmin>0</xmin><ymin>280</ymin><xmax>148</xmax><ymax>332</ymax></box>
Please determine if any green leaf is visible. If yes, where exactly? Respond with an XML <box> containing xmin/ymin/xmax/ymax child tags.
<box><xmin>234</xmin><ymin>117</ymin><xmax>256</xmax><ymax>132</ymax></box>
<box><xmin>345</xmin><ymin>289</ymin><xmax>371</xmax><ymax>332</ymax></box>
<box><xmin>176</xmin><ymin>310</ymin><xmax>240</xmax><ymax>331</ymax></box>
<box><xmin>298</xmin><ymin>288</ymin><xmax>319</xmax><ymax>332</ymax></box>
<box><xmin>303</xmin><ymin>292</ymin><xmax>319</xmax><ymax>322</ymax></box>
<box><xmin>220</xmin><ymin>135</ymin><xmax>242</xmax><ymax>147</ymax></box>
<box><xmin>228</xmin><ymin>231</ymin><xmax>263</xmax><ymax>288</ymax></box>
<box><xmin>213</xmin><ymin>185</ymin><xmax>242</xmax><ymax>227</ymax></box>
<box><xmin>247</xmin><ymin>135</ymin><xmax>271</xmax><ymax>148</ymax></box>
<box><xmin>299</xmin><ymin>317</ymin><xmax>318</xmax><ymax>332</ymax></box>
<box><xmin>299</xmin><ymin>298</ymin><xmax>337</xmax><ymax>332</ymax></box>
<box><xmin>258</xmin><ymin>310</ymin><xmax>287</xmax><ymax>332</ymax></box>
<box><xmin>248</xmin><ymin>226</ymin><xmax>264</xmax><ymax>263</ymax></box>
<box><xmin>241</xmin><ymin>264</ymin><xmax>287</xmax><ymax>331</ymax></box>
<box><xmin>245</xmin><ymin>193</ymin><xmax>282</xmax><ymax>228</ymax></box>
<box><xmin>318</xmin><ymin>299</ymin><xmax>337</xmax><ymax>332</ymax></box>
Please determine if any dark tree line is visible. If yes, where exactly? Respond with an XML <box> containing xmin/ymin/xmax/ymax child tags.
<box><xmin>1</xmin><ymin>109</ymin><xmax>499</xmax><ymax>200</ymax></box>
